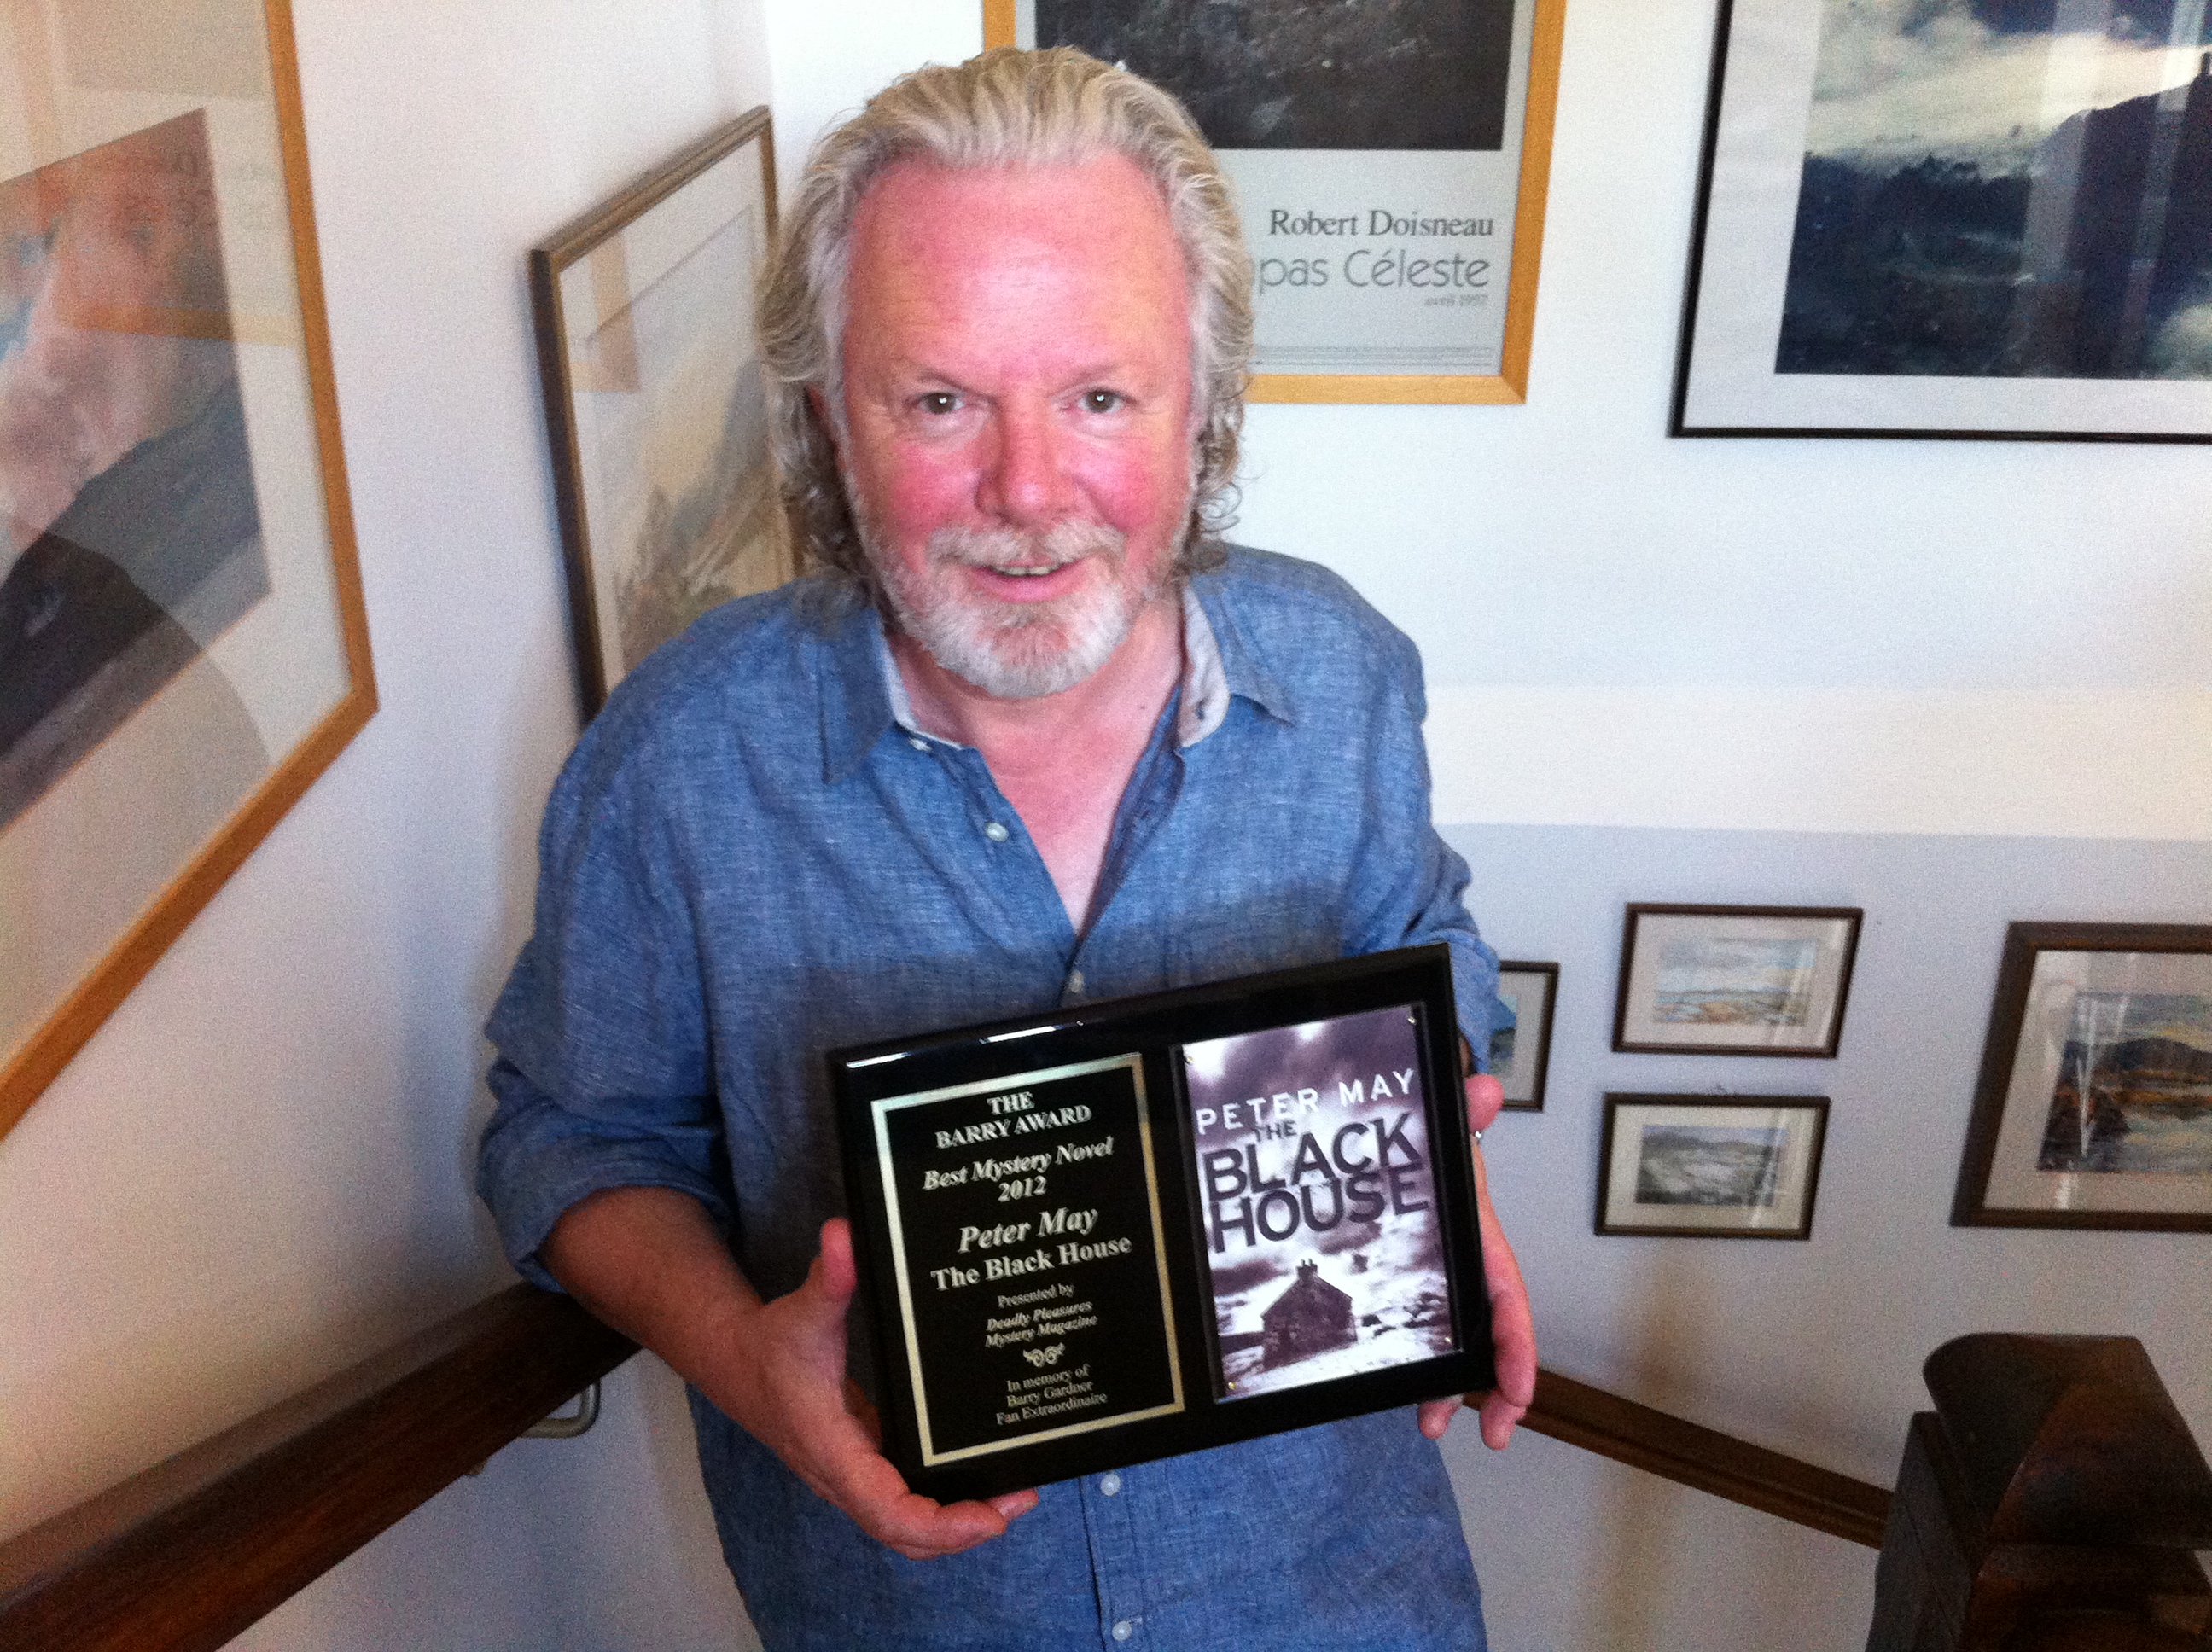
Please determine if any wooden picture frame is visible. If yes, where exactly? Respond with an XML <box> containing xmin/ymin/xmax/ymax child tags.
<box><xmin>1952</xmin><ymin>922</ymin><xmax>2212</xmax><ymax>1232</ymax></box>
<box><xmin>1597</xmin><ymin>1094</ymin><xmax>1829</xmax><ymax>1239</ymax></box>
<box><xmin>986</xmin><ymin>0</ymin><xmax>1565</xmax><ymax>404</ymax></box>
<box><xmin>1493</xmin><ymin>960</ymin><xmax>1557</xmax><ymax>1111</ymax></box>
<box><xmin>1674</xmin><ymin>0</ymin><xmax>2212</xmax><ymax>441</ymax></box>
<box><xmin>530</xmin><ymin>108</ymin><xmax>792</xmax><ymax>717</ymax></box>
<box><xmin>1613</xmin><ymin>904</ymin><xmax>1861</xmax><ymax>1058</ymax></box>
<box><xmin>1</xmin><ymin>0</ymin><xmax>377</xmax><ymax>1136</ymax></box>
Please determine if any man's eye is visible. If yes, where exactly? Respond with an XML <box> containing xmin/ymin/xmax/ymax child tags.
<box><xmin>1081</xmin><ymin>389</ymin><xmax>1123</xmax><ymax>413</ymax></box>
<box><xmin>916</xmin><ymin>392</ymin><xmax>959</xmax><ymax>415</ymax></box>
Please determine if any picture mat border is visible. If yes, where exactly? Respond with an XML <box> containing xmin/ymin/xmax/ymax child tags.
<box><xmin>1596</xmin><ymin>1092</ymin><xmax>1831</xmax><ymax>1239</ymax></box>
<box><xmin>1494</xmin><ymin>960</ymin><xmax>1558</xmax><ymax>1110</ymax></box>
<box><xmin>1612</xmin><ymin>903</ymin><xmax>1862</xmax><ymax>1057</ymax></box>
<box><xmin>528</xmin><ymin>107</ymin><xmax>781</xmax><ymax>718</ymax></box>
<box><xmin>829</xmin><ymin>944</ymin><xmax>1494</xmax><ymax>1501</ymax></box>
<box><xmin>1951</xmin><ymin>921</ymin><xmax>2212</xmax><ymax>1231</ymax></box>
<box><xmin>983</xmin><ymin>0</ymin><xmax>1566</xmax><ymax>404</ymax></box>
<box><xmin>869</xmin><ymin>1051</ymin><xmax>1188</xmax><ymax>1464</ymax></box>
<box><xmin>0</xmin><ymin>0</ymin><xmax>378</xmax><ymax>1136</ymax></box>
<box><xmin>1668</xmin><ymin>0</ymin><xmax>2212</xmax><ymax>442</ymax></box>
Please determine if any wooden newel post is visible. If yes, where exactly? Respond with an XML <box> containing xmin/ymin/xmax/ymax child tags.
<box><xmin>1867</xmin><ymin>1335</ymin><xmax>2212</xmax><ymax>1652</ymax></box>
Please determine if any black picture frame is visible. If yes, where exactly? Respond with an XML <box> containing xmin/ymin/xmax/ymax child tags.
<box><xmin>1613</xmin><ymin>904</ymin><xmax>1862</xmax><ymax>1058</ymax></box>
<box><xmin>1493</xmin><ymin>961</ymin><xmax>1557</xmax><ymax>1112</ymax></box>
<box><xmin>1672</xmin><ymin>0</ymin><xmax>2212</xmax><ymax>442</ymax></box>
<box><xmin>1951</xmin><ymin>922</ymin><xmax>2212</xmax><ymax>1232</ymax></box>
<box><xmin>830</xmin><ymin>944</ymin><xmax>1493</xmax><ymax>1502</ymax></box>
<box><xmin>1596</xmin><ymin>1094</ymin><xmax>1831</xmax><ymax>1240</ymax></box>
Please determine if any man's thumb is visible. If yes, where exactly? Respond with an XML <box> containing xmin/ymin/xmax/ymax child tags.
<box><xmin>801</xmin><ymin>1217</ymin><xmax>860</xmax><ymax>1318</ymax></box>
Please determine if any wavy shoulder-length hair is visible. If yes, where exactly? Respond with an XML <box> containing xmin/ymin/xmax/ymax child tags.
<box><xmin>756</xmin><ymin>46</ymin><xmax>1253</xmax><ymax>593</ymax></box>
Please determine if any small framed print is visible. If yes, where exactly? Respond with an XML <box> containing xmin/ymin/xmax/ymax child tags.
<box><xmin>1598</xmin><ymin>1094</ymin><xmax>1830</xmax><ymax>1240</ymax></box>
<box><xmin>1613</xmin><ymin>905</ymin><xmax>1862</xmax><ymax>1058</ymax></box>
<box><xmin>829</xmin><ymin>945</ymin><xmax>1493</xmax><ymax>1502</ymax></box>
<box><xmin>1492</xmin><ymin>961</ymin><xmax>1558</xmax><ymax>1111</ymax></box>
<box><xmin>1952</xmin><ymin>923</ymin><xmax>2212</xmax><ymax>1232</ymax></box>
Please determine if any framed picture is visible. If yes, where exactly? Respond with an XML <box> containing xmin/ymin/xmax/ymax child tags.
<box><xmin>1492</xmin><ymin>960</ymin><xmax>1557</xmax><ymax>1111</ymax></box>
<box><xmin>1</xmin><ymin>0</ymin><xmax>377</xmax><ymax>1134</ymax></box>
<box><xmin>1673</xmin><ymin>0</ymin><xmax>2212</xmax><ymax>440</ymax></box>
<box><xmin>1614</xmin><ymin>904</ymin><xmax>1861</xmax><ymax>1057</ymax></box>
<box><xmin>530</xmin><ymin>108</ymin><xmax>793</xmax><ymax>717</ymax></box>
<box><xmin>985</xmin><ymin>0</ymin><xmax>1566</xmax><ymax>404</ymax></box>
<box><xmin>1952</xmin><ymin>922</ymin><xmax>2212</xmax><ymax>1231</ymax></box>
<box><xmin>830</xmin><ymin>944</ymin><xmax>1493</xmax><ymax>1501</ymax></box>
<box><xmin>1597</xmin><ymin>1094</ymin><xmax>1830</xmax><ymax>1239</ymax></box>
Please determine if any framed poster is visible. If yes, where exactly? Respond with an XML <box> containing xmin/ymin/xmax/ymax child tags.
<box><xmin>1952</xmin><ymin>922</ymin><xmax>2212</xmax><ymax>1231</ymax></box>
<box><xmin>1597</xmin><ymin>1094</ymin><xmax>1829</xmax><ymax>1239</ymax></box>
<box><xmin>1613</xmin><ymin>904</ymin><xmax>1861</xmax><ymax>1057</ymax></box>
<box><xmin>1674</xmin><ymin>0</ymin><xmax>2212</xmax><ymax>439</ymax></box>
<box><xmin>830</xmin><ymin>945</ymin><xmax>1493</xmax><ymax>1502</ymax></box>
<box><xmin>530</xmin><ymin>108</ymin><xmax>793</xmax><ymax>717</ymax></box>
<box><xmin>1492</xmin><ymin>960</ymin><xmax>1557</xmax><ymax>1111</ymax></box>
<box><xmin>985</xmin><ymin>0</ymin><xmax>1566</xmax><ymax>403</ymax></box>
<box><xmin>1</xmin><ymin>0</ymin><xmax>377</xmax><ymax>1134</ymax></box>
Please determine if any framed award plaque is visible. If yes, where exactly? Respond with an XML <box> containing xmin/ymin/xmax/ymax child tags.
<box><xmin>830</xmin><ymin>945</ymin><xmax>1494</xmax><ymax>1502</ymax></box>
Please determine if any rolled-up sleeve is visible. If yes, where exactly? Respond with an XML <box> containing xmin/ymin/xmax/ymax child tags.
<box><xmin>475</xmin><ymin>717</ymin><xmax>733</xmax><ymax>1288</ymax></box>
<box><xmin>1338</xmin><ymin>620</ymin><xmax>1508</xmax><ymax>1070</ymax></box>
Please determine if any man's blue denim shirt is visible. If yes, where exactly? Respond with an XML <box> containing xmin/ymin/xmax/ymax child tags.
<box><xmin>480</xmin><ymin>548</ymin><xmax>1502</xmax><ymax>1651</ymax></box>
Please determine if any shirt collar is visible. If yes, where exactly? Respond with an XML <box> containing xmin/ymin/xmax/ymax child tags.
<box><xmin>818</xmin><ymin>568</ymin><xmax>1295</xmax><ymax>784</ymax></box>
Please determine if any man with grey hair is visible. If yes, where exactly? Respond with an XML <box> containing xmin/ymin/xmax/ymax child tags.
<box><xmin>480</xmin><ymin>46</ymin><xmax>1534</xmax><ymax>1650</ymax></box>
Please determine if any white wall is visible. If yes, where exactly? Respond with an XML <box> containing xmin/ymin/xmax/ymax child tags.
<box><xmin>3</xmin><ymin>0</ymin><xmax>2205</xmax><ymax>1649</ymax></box>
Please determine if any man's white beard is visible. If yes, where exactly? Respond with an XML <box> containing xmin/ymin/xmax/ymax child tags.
<box><xmin>871</xmin><ymin>518</ymin><xmax>1158</xmax><ymax>701</ymax></box>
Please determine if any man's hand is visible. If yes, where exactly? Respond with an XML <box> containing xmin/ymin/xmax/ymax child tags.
<box><xmin>715</xmin><ymin>1219</ymin><xmax>1039</xmax><ymax>1559</ymax></box>
<box><xmin>541</xmin><ymin>1190</ymin><xmax>1037</xmax><ymax>1559</ymax></box>
<box><xmin>1417</xmin><ymin>1073</ymin><xmax>1537</xmax><ymax>1450</ymax></box>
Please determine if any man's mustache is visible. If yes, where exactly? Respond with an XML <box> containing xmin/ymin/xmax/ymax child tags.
<box><xmin>926</xmin><ymin>519</ymin><xmax>1126</xmax><ymax>572</ymax></box>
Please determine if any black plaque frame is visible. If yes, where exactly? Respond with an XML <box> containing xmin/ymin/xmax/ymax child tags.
<box><xmin>830</xmin><ymin>945</ymin><xmax>1493</xmax><ymax>1503</ymax></box>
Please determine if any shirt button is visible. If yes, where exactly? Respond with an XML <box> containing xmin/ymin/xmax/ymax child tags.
<box><xmin>907</xmin><ymin>736</ymin><xmax>928</xmax><ymax>752</ymax></box>
<box><xmin>1112</xmin><ymin>1623</ymin><xmax>1133</xmax><ymax>1642</ymax></box>
<box><xmin>1098</xmin><ymin>1470</ymin><xmax>1120</xmax><ymax>1495</ymax></box>
<box><xmin>1067</xmin><ymin>969</ymin><xmax>1086</xmax><ymax>997</ymax></box>
<box><xmin>983</xmin><ymin>821</ymin><xmax>1010</xmax><ymax>842</ymax></box>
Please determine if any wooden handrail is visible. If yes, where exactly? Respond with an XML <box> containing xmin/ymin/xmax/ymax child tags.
<box><xmin>1522</xmin><ymin>1368</ymin><xmax>1893</xmax><ymax>1547</ymax></box>
<box><xmin>0</xmin><ymin>1296</ymin><xmax>1894</xmax><ymax>1652</ymax></box>
<box><xmin>0</xmin><ymin>1286</ymin><xmax>635</xmax><ymax>1652</ymax></box>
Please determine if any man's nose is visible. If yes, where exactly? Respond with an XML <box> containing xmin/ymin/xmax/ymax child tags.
<box><xmin>977</xmin><ymin>400</ymin><xmax>1080</xmax><ymax>526</ymax></box>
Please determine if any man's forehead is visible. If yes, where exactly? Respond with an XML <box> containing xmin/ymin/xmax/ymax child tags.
<box><xmin>841</xmin><ymin>153</ymin><xmax>1191</xmax><ymax>364</ymax></box>
<box><xmin>852</xmin><ymin>151</ymin><xmax>1177</xmax><ymax>255</ymax></box>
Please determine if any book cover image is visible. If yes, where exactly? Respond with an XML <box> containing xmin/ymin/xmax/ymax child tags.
<box><xmin>1183</xmin><ymin>1002</ymin><xmax>1458</xmax><ymax>1402</ymax></box>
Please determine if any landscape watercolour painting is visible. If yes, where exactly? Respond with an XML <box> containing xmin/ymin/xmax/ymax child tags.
<box><xmin>1599</xmin><ymin>1096</ymin><xmax>1828</xmax><ymax>1237</ymax></box>
<box><xmin>533</xmin><ymin>110</ymin><xmax>792</xmax><ymax>716</ymax></box>
<box><xmin>1955</xmin><ymin>927</ymin><xmax>2212</xmax><ymax>1230</ymax></box>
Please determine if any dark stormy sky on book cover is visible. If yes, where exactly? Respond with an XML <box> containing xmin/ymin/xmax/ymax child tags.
<box><xmin>1183</xmin><ymin>1003</ymin><xmax>1456</xmax><ymax>1400</ymax></box>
